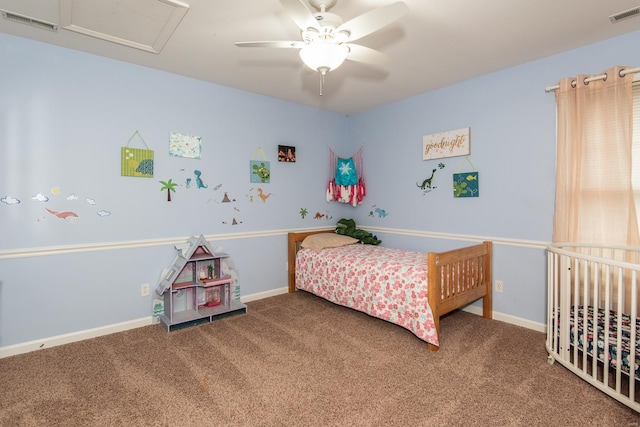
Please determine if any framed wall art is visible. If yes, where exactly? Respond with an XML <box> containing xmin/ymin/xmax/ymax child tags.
<box><xmin>169</xmin><ymin>132</ymin><xmax>202</xmax><ymax>159</ymax></box>
<box><xmin>423</xmin><ymin>127</ymin><xmax>470</xmax><ymax>160</ymax></box>
<box><xmin>453</xmin><ymin>157</ymin><xmax>479</xmax><ymax>198</ymax></box>
<box><xmin>278</xmin><ymin>145</ymin><xmax>296</xmax><ymax>162</ymax></box>
<box><xmin>121</xmin><ymin>130</ymin><xmax>154</xmax><ymax>178</ymax></box>
<box><xmin>250</xmin><ymin>147</ymin><xmax>270</xmax><ymax>183</ymax></box>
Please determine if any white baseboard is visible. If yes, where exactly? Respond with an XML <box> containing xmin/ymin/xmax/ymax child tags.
<box><xmin>240</xmin><ymin>286</ymin><xmax>288</xmax><ymax>303</ymax></box>
<box><xmin>462</xmin><ymin>305</ymin><xmax>546</xmax><ymax>333</ymax></box>
<box><xmin>0</xmin><ymin>317</ymin><xmax>153</xmax><ymax>359</ymax></box>
<box><xmin>0</xmin><ymin>287</ymin><xmax>543</xmax><ymax>359</ymax></box>
<box><xmin>0</xmin><ymin>287</ymin><xmax>290</xmax><ymax>359</ymax></box>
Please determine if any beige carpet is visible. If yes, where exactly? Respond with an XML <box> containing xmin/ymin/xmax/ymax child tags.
<box><xmin>0</xmin><ymin>291</ymin><xmax>637</xmax><ymax>426</ymax></box>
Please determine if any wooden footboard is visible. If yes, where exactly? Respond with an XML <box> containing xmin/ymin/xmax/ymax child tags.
<box><xmin>426</xmin><ymin>241</ymin><xmax>492</xmax><ymax>351</ymax></box>
<box><xmin>287</xmin><ymin>230</ymin><xmax>492</xmax><ymax>351</ymax></box>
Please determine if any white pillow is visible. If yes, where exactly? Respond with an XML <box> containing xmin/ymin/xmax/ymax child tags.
<box><xmin>301</xmin><ymin>233</ymin><xmax>358</xmax><ymax>251</ymax></box>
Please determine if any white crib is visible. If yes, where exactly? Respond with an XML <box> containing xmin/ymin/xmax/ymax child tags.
<box><xmin>547</xmin><ymin>243</ymin><xmax>640</xmax><ymax>412</ymax></box>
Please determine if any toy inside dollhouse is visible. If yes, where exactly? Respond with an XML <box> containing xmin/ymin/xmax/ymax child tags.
<box><xmin>173</xmin><ymin>250</ymin><xmax>228</xmax><ymax>305</ymax></box>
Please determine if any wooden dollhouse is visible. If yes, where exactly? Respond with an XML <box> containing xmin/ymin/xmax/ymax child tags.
<box><xmin>155</xmin><ymin>235</ymin><xmax>246</xmax><ymax>331</ymax></box>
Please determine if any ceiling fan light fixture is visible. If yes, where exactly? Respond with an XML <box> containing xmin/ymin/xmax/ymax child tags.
<box><xmin>299</xmin><ymin>42</ymin><xmax>349</xmax><ymax>73</ymax></box>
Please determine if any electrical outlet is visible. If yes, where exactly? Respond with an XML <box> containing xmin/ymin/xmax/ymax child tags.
<box><xmin>495</xmin><ymin>280</ymin><xmax>504</xmax><ymax>293</ymax></box>
<box><xmin>141</xmin><ymin>283</ymin><xmax>150</xmax><ymax>297</ymax></box>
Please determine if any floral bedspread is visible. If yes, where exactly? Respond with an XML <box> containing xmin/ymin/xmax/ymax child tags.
<box><xmin>295</xmin><ymin>244</ymin><xmax>439</xmax><ymax>346</ymax></box>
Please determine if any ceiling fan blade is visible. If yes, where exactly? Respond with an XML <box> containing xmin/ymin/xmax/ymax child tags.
<box><xmin>337</xmin><ymin>1</ymin><xmax>408</xmax><ymax>42</ymax></box>
<box><xmin>279</xmin><ymin>0</ymin><xmax>321</xmax><ymax>32</ymax></box>
<box><xmin>235</xmin><ymin>41</ymin><xmax>305</xmax><ymax>49</ymax></box>
<box><xmin>345</xmin><ymin>44</ymin><xmax>389</xmax><ymax>65</ymax></box>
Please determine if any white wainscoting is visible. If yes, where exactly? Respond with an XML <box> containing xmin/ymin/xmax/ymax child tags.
<box><xmin>0</xmin><ymin>226</ymin><xmax>549</xmax><ymax>358</ymax></box>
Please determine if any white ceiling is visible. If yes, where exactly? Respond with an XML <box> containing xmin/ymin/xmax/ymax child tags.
<box><xmin>2</xmin><ymin>0</ymin><xmax>640</xmax><ymax>115</ymax></box>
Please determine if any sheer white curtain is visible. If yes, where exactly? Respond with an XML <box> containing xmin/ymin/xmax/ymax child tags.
<box><xmin>553</xmin><ymin>66</ymin><xmax>640</xmax><ymax>246</ymax></box>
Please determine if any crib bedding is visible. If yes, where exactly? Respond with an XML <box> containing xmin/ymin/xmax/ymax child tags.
<box><xmin>295</xmin><ymin>243</ymin><xmax>439</xmax><ymax>346</ymax></box>
<box><xmin>560</xmin><ymin>306</ymin><xmax>639</xmax><ymax>379</ymax></box>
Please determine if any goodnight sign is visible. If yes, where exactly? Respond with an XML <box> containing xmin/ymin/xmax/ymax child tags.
<box><xmin>422</xmin><ymin>128</ymin><xmax>470</xmax><ymax>160</ymax></box>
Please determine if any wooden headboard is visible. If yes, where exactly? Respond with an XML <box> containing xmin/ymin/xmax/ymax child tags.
<box><xmin>287</xmin><ymin>229</ymin><xmax>334</xmax><ymax>293</ymax></box>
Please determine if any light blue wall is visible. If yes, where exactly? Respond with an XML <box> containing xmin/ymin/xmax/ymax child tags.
<box><xmin>348</xmin><ymin>28</ymin><xmax>640</xmax><ymax>239</ymax></box>
<box><xmin>0</xmin><ymin>34</ymin><xmax>350</xmax><ymax>346</ymax></box>
<box><xmin>2</xmin><ymin>29</ymin><xmax>640</xmax><ymax>348</ymax></box>
<box><xmin>347</xmin><ymin>29</ymin><xmax>640</xmax><ymax>324</ymax></box>
<box><xmin>1</xmin><ymin>34</ymin><xmax>349</xmax><ymax>248</ymax></box>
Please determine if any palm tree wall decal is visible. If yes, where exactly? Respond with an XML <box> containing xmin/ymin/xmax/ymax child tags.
<box><xmin>159</xmin><ymin>179</ymin><xmax>178</xmax><ymax>202</ymax></box>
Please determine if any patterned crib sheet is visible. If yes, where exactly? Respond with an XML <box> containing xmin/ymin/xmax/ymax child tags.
<box><xmin>295</xmin><ymin>244</ymin><xmax>439</xmax><ymax>346</ymax></box>
<box><xmin>559</xmin><ymin>306</ymin><xmax>639</xmax><ymax>379</ymax></box>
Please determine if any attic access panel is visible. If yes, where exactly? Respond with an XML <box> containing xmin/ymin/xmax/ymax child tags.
<box><xmin>59</xmin><ymin>0</ymin><xmax>189</xmax><ymax>53</ymax></box>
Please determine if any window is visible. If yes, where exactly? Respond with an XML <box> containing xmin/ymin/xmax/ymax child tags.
<box><xmin>633</xmin><ymin>81</ymin><xmax>640</xmax><ymax>227</ymax></box>
<box><xmin>553</xmin><ymin>68</ymin><xmax>639</xmax><ymax>245</ymax></box>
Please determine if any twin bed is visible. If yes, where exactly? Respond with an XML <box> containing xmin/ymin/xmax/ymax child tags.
<box><xmin>287</xmin><ymin>229</ymin><xmax>493</xmax><ymax>351</ymax></box>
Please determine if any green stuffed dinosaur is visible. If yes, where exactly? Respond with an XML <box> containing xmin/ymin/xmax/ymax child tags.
<box><xmin>335</xmin><ymin>218</ymin><xmax>381</xmax><ymax>245</ymax></box>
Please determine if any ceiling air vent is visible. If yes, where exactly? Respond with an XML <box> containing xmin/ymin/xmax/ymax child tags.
<box><xmin>609</xmin><ymin>6</ymin><xmax>640</xmax><ymax>23</ymax></box>
<box><xmin>1</xmin><ymin>10</ymin><xmax>58</xmax><ymax>32</ymax></box>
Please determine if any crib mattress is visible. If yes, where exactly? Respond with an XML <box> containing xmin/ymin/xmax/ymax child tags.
<box><xmin>561</xmin><ymin>306</ymin><xmax>639</xmax><ymax>379</ymax></box>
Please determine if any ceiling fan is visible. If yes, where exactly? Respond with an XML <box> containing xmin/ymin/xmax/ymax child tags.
<box><xmin>235</xmin><ymin>0</ymin><xmax>409</xmax><ymax>94</ymax></box>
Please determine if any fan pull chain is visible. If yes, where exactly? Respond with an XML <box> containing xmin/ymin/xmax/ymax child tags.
<box><xmin>318</xmin><ymin>67</ymin><xmax>330</xmax><ymax>96</ymax></box>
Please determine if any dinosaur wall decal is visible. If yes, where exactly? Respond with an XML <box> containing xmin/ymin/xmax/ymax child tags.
<box><xmin>256</xmin><ymin>188</ymin><xmax>272</xmax><ymax>203</ymax></box>
<box><xmin>417</xmin><ymin>169</ymin><xmax>437</xmax><ymax>190</ymax></box>
<box><xmin>45</xmin><ymin>208</ymin><xmax>79</xmax><ymax>221</ymax></box>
